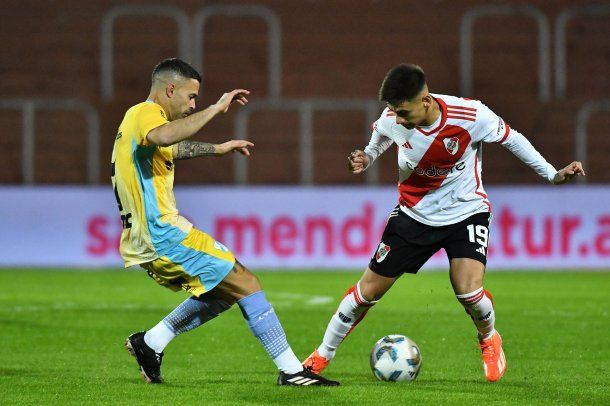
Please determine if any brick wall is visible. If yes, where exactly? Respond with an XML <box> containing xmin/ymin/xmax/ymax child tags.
<box><xmin>1</xmin><ymin>0</ymin><xmax>608</xmax><ymax>185</ymax></box>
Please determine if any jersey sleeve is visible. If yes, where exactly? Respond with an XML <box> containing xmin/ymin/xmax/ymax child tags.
<box><xmin>474</xmin><ymin>102</ymin><xmax>557</xmax><ymax>182</ymax></box>
<box><xmin>136</xmin><ymin>103</ymin><xmax>169</xmax><ymax>146</ymax></box>
<box><xmin>363</xmin><ymin>112</ymin><xmax>394</xmax><ymax>169</ymax></box>
<box><xmin>500</xmin><ymin>128</ymin><xmax>558</xmax><ymax>182</ymax></box>
<box><xmin>473</xmin><ymin>102</ymin><xmax>511</xmax><ymax>144</ymax></box>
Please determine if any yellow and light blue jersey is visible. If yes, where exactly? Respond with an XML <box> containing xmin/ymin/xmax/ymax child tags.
<box><xmin>111</xmin><ymin>100</ymin><xmax>193</xmax><ymax>267</ymax></box>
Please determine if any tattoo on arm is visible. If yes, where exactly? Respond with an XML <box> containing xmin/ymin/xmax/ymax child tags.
<box><xmin>173</xmin><ymin>141</ymin><xmax>217</xmax><ymax>160</ymax></box>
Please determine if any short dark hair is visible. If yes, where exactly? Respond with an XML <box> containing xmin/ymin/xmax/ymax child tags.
<box><xmin>378</xmin><ymin>64</ymin><xmax>426</xmax><ymax>105</ymax></box>
<box><xmin>152</xmin><ymin>58</ymin><xmax>201</xmax><ymax>83</ymax></box>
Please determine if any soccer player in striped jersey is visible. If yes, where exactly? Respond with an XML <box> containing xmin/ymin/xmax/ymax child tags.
<box><xmin>303</xmin><ymin>63</ymin><xmax>585</xmax><ymax>382</ymax></box>
<box><xmin>113</xmin><ymin>58</ymin><xmax>337</xmax><ymax>386</ymax></box>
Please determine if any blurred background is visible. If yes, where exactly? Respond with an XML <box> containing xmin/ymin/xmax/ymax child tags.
<box><xmin>1</xmin><ymin>0</ymin><xmax>609</xmax><ymax>269</ymax></box>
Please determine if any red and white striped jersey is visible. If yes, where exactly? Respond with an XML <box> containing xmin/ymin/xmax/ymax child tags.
<box><xmin>365</xmin><ymin>93</ymin><xmax>557</xmax><ymax>226</ymax></box>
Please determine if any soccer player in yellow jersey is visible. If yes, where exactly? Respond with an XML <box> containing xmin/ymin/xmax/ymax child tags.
<box><xmin>112</xmin><ymin>58</ymin><xmax>338</xmax><ymax>386</ymax></box>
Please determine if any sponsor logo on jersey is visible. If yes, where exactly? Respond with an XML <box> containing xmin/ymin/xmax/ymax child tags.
<box><xmin>405</xmin><ymin>161</ymin><xmax>466</xmax><ymax>177</ymax></box>
<box><xmin>375</xmin><ymin>242</ymin><xmax>391</xmax><ymax>262</ymax></box>
<box><xmin>443</xmin><ymin>137</ymin><xmax>459</xmax><ymax>155</ymax></box>
<box><xmin>402</xmin><ymin>141</ymin><xmax>412</xmax><ymax>149</ymax></box>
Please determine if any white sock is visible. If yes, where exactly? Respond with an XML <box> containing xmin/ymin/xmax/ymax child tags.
<box><xmin>144</xmin><ymin>321</ymin><xmax>176</xmax><ymax>353</ymax></box>
<box><xmin>456</xmin><ymin>287</ymin><xmax>496</xmax><ymax>339</ymax></box>
<box><xmin>273</xmin><ymin>347</ymin><xmax>304</xmax><ymax>374</ymax></box>
<box><xmin>318</xmin><ymin>282</ymin><xmax>376</xmax><ymax>360</ymax></box>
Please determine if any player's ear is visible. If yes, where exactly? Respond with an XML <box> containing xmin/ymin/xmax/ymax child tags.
<box><xmin>422</xmin><ymin>94</ymin><xmax>432</xmax><ymax>109</ymax></box>
<box><xmin>165</xmin><ymin>83</ymin><xmax>175</xmax><ymax>98</ymax></box>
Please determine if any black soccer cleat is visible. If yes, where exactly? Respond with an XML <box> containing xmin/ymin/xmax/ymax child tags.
<box><xmin>277</xmin><ymin>367</ymin><xmax>340</xmax><ymax>386</ymax></box>
<box><xmin>125</xmin><ymin>331</ymin><xmax>164</xmax><ymax>384</ymax></box>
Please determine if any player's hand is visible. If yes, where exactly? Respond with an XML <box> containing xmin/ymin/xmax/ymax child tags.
<box><xmin>348</xmin><ymin>150</ymin><xmax>369</xmax><ymax>174</ymax></box>
<box><xmin>217</xmin><ymin>140</ymin><xmax>254</xmax><ymax>157</ymax></box>
<box><xmin>553</xmin><ymin>161</ymin><xmax>586</xmax><ymax>184</ymax></box>
<box><xmin>214</xmin><ymin>89</ymin><xmax>250</xmax><ymax>113</ymax></box>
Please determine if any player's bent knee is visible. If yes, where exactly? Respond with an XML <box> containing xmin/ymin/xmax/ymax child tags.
<box><xmin>204</xmin><ymin>289</ymin><xmax>238</xmax><ymax>306</ymax></box>
<box><xmin>449</xmin><ymin>258</ymin><xmax>485</xmax><ymax>295</ymax></box>
<box><xmin>358</xmin><ymin>280</ymin><xmax>385</xmax><ymax>302</ymax></box>
<box><xmin>450</xmin><ymin>275</ymin><xmax>483</xmax><ymax>296</ymax></box>
<box><xmin>233</xmin><ymin>261</ymin><xmax>262</xmax><ymax>292</ymax></box>
<box><xmin>214</xmin><ymin>261</ymin><xmax>262</xmax><ymax>301</ymax></box>
<box><xmin>455</xmin><ymin>281</ymin><xmax>483</xmax><ymax>296</ymax></box>
<box><xmin>359</xmin><ymin>267</ymin><xmax>396</xmax><ymax>302</ymax></box>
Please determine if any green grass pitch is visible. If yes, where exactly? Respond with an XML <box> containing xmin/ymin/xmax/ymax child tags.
<box><xmin>1</xmin><ymin>269</ymin><xmax>608</xmax><ymax>405</ymax></box>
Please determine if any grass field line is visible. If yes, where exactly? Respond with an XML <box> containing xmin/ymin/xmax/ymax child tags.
<box><xmin>7</xmin><ymin>302</ymin><xmax>175</xmax><ymax>312</ymax></box>
<box><xmin>5</xmin><ymin>292</ymin><xmax>334</xmax><ymax>313</ymax></box>
<box><xmin>267</xmin><ymin>292</ymin><xmax>333</xmax><ymax>307</ymax></box>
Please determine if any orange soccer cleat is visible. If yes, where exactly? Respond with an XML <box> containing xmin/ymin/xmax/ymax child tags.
<box><xmin>302</xmin><ymin>349</ymin><xmax>330</xmax><ymax>375</ymax></box>
<box><xmin>479</xmin><ymin>331</ymin><xmax>506</xmax><ymax>382</ymax></box>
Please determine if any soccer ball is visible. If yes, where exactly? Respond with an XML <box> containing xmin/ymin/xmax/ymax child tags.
<box><xmin>370</xmin><ymin>334</ymin><xmax>422</xmax><ymax>382</ymax></box>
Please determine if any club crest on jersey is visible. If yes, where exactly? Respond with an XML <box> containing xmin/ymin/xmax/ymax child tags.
<box><xmin>375</xmin><ymin>242</ymin><xmax>391</xmax><ymax>262</ymax></box>
<box><xmin>443</xmin><ymin>137</ymin><xmax>459</xmax><ymax>155</ymax></box>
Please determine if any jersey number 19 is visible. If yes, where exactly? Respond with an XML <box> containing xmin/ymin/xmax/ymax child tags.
<box><xmin>111</xmin><ymin>161</ymin><xmax>132</xmax><ymax>229</ymax></box>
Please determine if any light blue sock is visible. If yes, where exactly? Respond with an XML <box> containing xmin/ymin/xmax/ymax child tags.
<box><xmin>164</xmin><ymin>296</ymin><xmax>232</xmax><ymax>334</ymax></box>
<box><xmin>145</xmin><ymin>296</ymin><xmax>231</xmax><ymax>353</ymax></box>
<box><xmin>238</xmin><ymin>291</ymin><xmax>303</xmax><ymax>374</ymax></box>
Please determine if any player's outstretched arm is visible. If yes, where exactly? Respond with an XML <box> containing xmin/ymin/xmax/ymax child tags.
<box><xmin>348</xmin><ymin>150</ymin><xmax>370</xmax><ymax>174</ymax></box>
<box><xmin>552</xmin><ymin>161</ymin><xmax>586</xmax><ymax>184</ymax></box>
<box><xmin>148</xmin><ymin>89</ymin><xmax>250</xmax><ymax>147</ymax></box>
<box><xmin>172</xmin><ymin>139</ymin><xmax>254</xmax><ymax>160</ymax></box>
